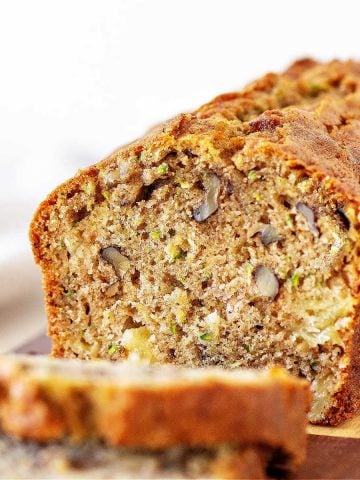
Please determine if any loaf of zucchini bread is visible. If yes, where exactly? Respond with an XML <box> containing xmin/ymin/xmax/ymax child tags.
<box><xmin>0</xmin><ymin>355</ymin><xmax>309</xmax><ymax>470</ymax></box>
<box><xmin>31</xmin><ymin>59</ymin><xmax>360</xmax><ymax>425</ymax></box>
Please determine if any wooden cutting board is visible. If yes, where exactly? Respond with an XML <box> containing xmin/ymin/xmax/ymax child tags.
<box><xmin>14</xmin><ymin>333</ymin><xmax>360</xmax><ymax>479</ymax></box>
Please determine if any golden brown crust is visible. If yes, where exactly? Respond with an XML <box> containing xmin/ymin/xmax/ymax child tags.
<box><xmin>243</xmin><ymin>107</ymin><xmax>360</xmax><ymax>199</ymax></box>
<box><xmin>0</xmin><ymin>357</ymin><xmax>309</xmax><ymax>467</ymax></box>
<box><xmin>282</xmin><ymin>58</ymin><xmax>320</xmax><ymax>79</ymax></box>
<box><xmin>97</xmin><ymin>381</ymin><xmax>308</xmax><ymax>461</ymax></box>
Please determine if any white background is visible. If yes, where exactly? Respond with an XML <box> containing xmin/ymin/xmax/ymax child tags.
<box><xmin>0</xmin><ymin>0</ymin><xmax>359</xmax><ymax>350</ymax></box>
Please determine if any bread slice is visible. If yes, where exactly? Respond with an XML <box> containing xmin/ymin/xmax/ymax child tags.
<box><xmin>0</xmin><ymin>435</ymin><xmax>276</xmax><ymax>480</ymax></box>
<box><xmin>0</xmin><ymin>355</ymin><xmax>309</xmax><ymax>469</ymax></box>
<box><xmin>30</xmin><ymin>59</ymin><xmax>360</xmax><ymax>425</ymax></box>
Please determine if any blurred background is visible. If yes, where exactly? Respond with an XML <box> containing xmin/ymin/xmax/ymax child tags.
<box><xmin>1</xmin><ymin>0</ymin><xmax>359</xmax><ymax>351</ymax></box>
